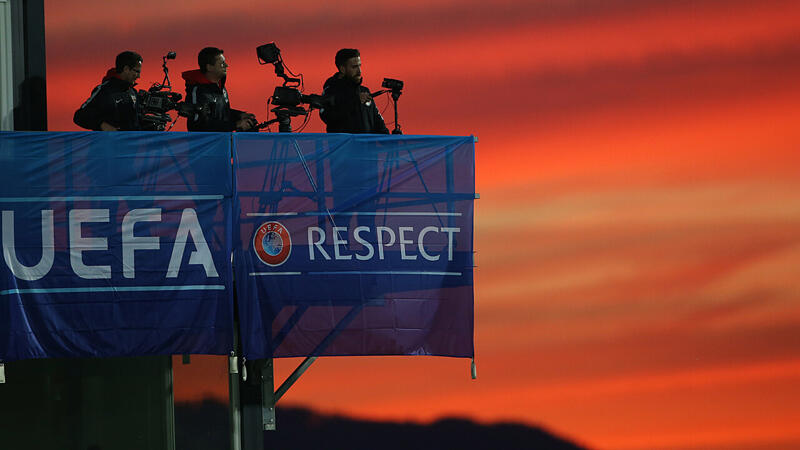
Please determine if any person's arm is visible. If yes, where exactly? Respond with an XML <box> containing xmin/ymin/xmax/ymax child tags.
<box><xmin>74</xmin><ymin>83</ymin><xmax>112</xmax><ymax>131</ymax></box>
<box><xmin>320</xmin><ymin>82</ymin><xmax>353</xmax><ymax>132</ymax></box>
<box><xmin>231</xmin><ymin>109</ymin><xmax>257</xmax><ymax>131</ymax></box>
<box><xmin>370</xmin><ymin>101</ymin><xmax>390</xmax><ymax>135</ymax></box>
<box><xmin>186</xmin><ymin>85</ymin><xmax>237</xmax><ymax>131</ymax></box>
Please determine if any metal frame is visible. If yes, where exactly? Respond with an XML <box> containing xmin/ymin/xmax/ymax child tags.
<box><xmin>259</xmin><ymin>298</ymin><xmax>384</xmax><ymax>430</ymax></box>
<box><xmin>0</xmin><ymin>0</ymin><xmax>14</xmax><ymax>130</ymax></box>
<box><xmin>230</xmin><ymin>135</ymin><xmax>478</xmax><ymax>437</ymax></box>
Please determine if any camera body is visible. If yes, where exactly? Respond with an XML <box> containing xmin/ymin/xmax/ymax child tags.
<box><xmin>271</xmin><ymin>86</ymin><xmax>332</xmax><ymax>110</ymax></box>
<box><xmin>382</xmin><ymin>78</ymin><xmax>404</xmax><ymax>91</ymax></box>
<box><xmin>271</xmin><ymin>86</ymin><xmax>302</xmax><ymax>107</ymax></box>
<box><xmin>137</xmin><ymin>89</ymin><xmax>207</xmax><ymax>131</ymax></box>
<box><xmin>134</xmin><ymin>50</ymin><xmax>207</xmax><ymax>131</ymax></box>
<box><xmin>137</xmin><ymin>89</ymin><xmax>183</xmax><ymax>131</ymax></box>
<box><xmin>139</xmin><ymin>89</ymin><xmax>182</xmax><ymax>115</ymax></box>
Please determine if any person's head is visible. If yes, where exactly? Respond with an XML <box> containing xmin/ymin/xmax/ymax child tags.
<box><xmin>335</xmin><ymin>48</ymin><xmax>362</xmax><ymax>84</ymax></box>
<box><xmin>115</xmin><ymin>51</ymin><xmax>142</xmax><ymax>84</ymax></box>
<box><xmin>198</xmin><ymin>47</ymin><xmax>228</xmax><ymax>82</ymax></box>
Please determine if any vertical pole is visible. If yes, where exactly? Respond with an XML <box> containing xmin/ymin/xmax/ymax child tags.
<box><xmin>164</xmin><ymin>356</ymin><xmax>177</xmax><ymax>450</ymax></box>
<box><xmin>229</xmin><ymin>134</ymin><xmax>243</xmax><ymax>450</ymax></box>
<box><xmin>9</xmin><ymin>0</ymin><xmax>47</xmax><ymax>131</ymax></box>
<box><xmin>316</xmin><ymin>138</ymin><xmax>326</xmax><ymax>231</ymax></box>
<box><xmin>0</xmin><ymin>0</ymin><xmax>14</xmax><ymax>130</ymax></box>
<box><xmin>239</xmin><ymin>359</ymin><xmax>265</xmax><ymax>450</ymax></box>
<box><xmin>229</xmin><ymin>352</ymin><xmax>241</xmax><ymax>450</ymax></box>
<box><xmin>445</xmin><ymin>140</ymin><xmax>456</xmax><ymax>228</ymax></box>
<box><xmin>262</xmin><ymin>359</ymin><xmax>276</xmax><ymax>430</ymax></box>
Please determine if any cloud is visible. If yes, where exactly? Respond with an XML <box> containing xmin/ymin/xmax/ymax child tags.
<box><xmin>41</xmin><ymin>3</ymin><xmax>800</xmax><ymax>447</ymax></box>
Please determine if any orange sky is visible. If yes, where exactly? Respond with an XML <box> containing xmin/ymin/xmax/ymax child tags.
<box><xmin>47</xmin><ymin>1</ymin><xmax>800</xmax><ymax>448</ymax></box>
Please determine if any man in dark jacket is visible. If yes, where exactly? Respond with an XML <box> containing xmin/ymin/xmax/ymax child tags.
<box><xmin>320</xmin><ymin>48</ymin><xmax>389</xmax><ymax>134</ymax></box>
<box><xmin>182</xmin><ymin>47</ymin><xmax>256</xmax><ymax>132</ymax></box>
<box><xmin>74</xmin><ymin>51</ymin><xmax>142</xmax><ymax>131</ymax></box>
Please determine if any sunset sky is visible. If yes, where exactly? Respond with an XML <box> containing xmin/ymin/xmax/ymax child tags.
<box><xmin>44</xmin><ymin>1</ymin><xmax>800</xmax><ymax>448</ymax></box>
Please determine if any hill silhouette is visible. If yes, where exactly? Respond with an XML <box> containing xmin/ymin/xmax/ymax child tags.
<box><xmin>175</xmin><ymin>399</ymin><xmax>587</xmax><ymax>450</ymax></box>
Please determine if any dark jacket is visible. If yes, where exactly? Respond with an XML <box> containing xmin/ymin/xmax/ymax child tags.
<box><xmin>73</xmin><ymin>68</ymin><xmax>140</xmax><ymax>131</ymax></box>
<box><xmin>182</xmin><ymin>69</ymin><xmax>245</xmax><ymax>132</ymax></box>
<box><xmin>320</xmin><ymin>74</ymin><xmax>389</xmax><ymax>134</ymax></box>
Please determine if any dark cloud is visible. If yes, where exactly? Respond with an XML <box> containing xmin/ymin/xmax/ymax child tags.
<box><xmin>397</xmin><ymin>37</ymin><xmax>800</xmax><ymax>135</ymax></box>
<box><xmin>47</xmin><ymin>0</ymin><xmax>799</xmax><ymax>65</ymax></box>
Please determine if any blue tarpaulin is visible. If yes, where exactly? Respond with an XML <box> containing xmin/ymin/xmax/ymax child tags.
<box><xmin>0</xmin><ymin>131</ymin><xmax>474</xmax><ymax>362</ymax></box>
<box><xmin>234</xmin><ymin>134</ymin><xmax>475</xmax><ymax>359</ymax></box>
<box><xmin>0</xmin><ymin>132</ymin><xmax>234</xmax><ymax>360</ymax></box>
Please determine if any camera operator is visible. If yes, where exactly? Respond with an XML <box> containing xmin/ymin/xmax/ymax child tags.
<box><xmin>320</xmin><ymin>48</ymin><xmax>389</xmax><ymax>134</ymax></box>
<box><xmin>182</xmin><ymin>47</ymin><xmax>256</xmax><ymax>132</ymax></box>
<box><xmin>73</xmin><ymin>51</ymin><xmax>142</xmax><ymax>131</ymax></box>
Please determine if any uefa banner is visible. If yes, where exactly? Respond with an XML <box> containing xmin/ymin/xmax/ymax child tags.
<box><xmin>0</xmin><ymin>132</ymin><xmax>234</xmax><ymax>361</ymax></box>
<box><xmin>234</xmin><ymin>134</ymin><xmax>475</xmax><ymax>359</ymax></box>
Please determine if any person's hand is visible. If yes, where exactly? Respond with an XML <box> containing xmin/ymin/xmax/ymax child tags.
<box><xmin>236</xmin><ymin>113</ymin><xmax>257</xmax><ymax>131</ymax></box>
<box><xmin>359</xmin><ymin>92</ymin><xmax>372</xmax><ymax>105</ymax></box>
<box><xmin>100</xmin><ymin>122</ymin><xmax>119</xmax><ymax>131</ymax></box>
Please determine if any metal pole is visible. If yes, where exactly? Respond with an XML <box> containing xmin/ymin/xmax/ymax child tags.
<box><xmin>274</xmin><ymin>356</ymin><xmax>316</xmax><ymax>403</ymax></box>
<box><xmin>164</xmin><ymin>356</ymin><xmax>177</xmax><ymax>450</ymax></box>
<box><xmin>229</xmin><ymin>135</ymin><xmax>242</xmax><ymax>450</ymax></box>
<box><xmin>229</xmin><ymin>352</ymin><xmax>241</xmax><ymax>450</ymax></box>
<box><xmin>262</xmin><ymin>359</ymin><xmax>276</xmax><ymax>430</ymax></box>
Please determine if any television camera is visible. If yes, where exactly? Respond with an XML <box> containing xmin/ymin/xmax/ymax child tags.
<box><xmin>255</xmin><ymin>42</ymin><xmax>334</xmax><ymax>132</ymax></box>
<box><xmin>369</xmin><ymin>78</ymin><xmax>404</xmax><ymax>134</ymax></box>
<box><xmin>254</xmin><ymin>43</ymin><xmax>405</xmax><ymax>133</ymax></box>
<box><xmin>136</xmin><ymin>51</ymin><xmax>206</xmax><ymax>131</ymax></box>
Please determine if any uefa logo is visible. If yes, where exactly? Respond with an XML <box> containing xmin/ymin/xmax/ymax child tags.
<box><xmin>253</xmin><ymin>221</ymin><xmax>292</xmax><ymax>266</ymax></box>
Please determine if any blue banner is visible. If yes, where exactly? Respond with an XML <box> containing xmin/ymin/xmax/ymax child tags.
<box><xmin>0</xmin><ymin>132</ymin><xmax>234</xmax><ymax>361</ymax></box>
<box><xmin>234</xmin><ymin>134</ymin><xmax>475</xmax><ymax>358</ymax></box>
<box><xmin>1</xmin><ymin>132</ymin><xmax>474</xmax><ymax>362</ymax></box>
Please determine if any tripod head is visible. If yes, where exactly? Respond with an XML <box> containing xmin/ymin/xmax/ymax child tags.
<box><xmin>374</xmin><ymin>78</ymin><xmax>404</xmax><ymax>134</ymax></box>
<box><xmin>253</xmin><ymin>106</ymin><xmax>308</xmax><ymax>133</ymax></box>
